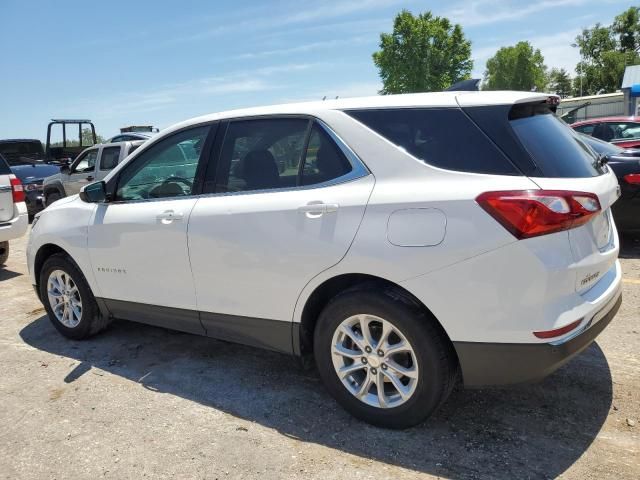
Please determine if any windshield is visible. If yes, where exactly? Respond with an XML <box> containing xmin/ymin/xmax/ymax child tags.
<box><xmin>509</xmin><ymin>103</ymin><xmax>606</xmax><ymax>178</ymax></box>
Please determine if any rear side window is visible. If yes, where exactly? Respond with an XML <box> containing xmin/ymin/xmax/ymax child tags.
<box><xmin>509</xmin><ymin>103</ymin><xmax>605</xmax><ymax>178</ymax></box>
<box><xmin>345</xmin><ymin>108</ymin><xmax>518</xmax><ymax>175</ymax></box>
<box><xmin>301</xmin><ymin>124</ymin><xmax>352</xmax><ymax>186</ymax></box>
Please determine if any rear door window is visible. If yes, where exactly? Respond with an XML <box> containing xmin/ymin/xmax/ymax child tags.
<box><xmin>345</xmin><ymin>108</ymin><xmax>519</xmax><ymax>175</ymax></box>
<box><xmin>301</xmin><ymin>123</ymin><xmax>352</xmax><ymax>186</ymax></box>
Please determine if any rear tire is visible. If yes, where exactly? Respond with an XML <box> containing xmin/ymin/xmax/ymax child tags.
<box><xmin>0</xmin><ymin>241</ymin><xmax>8</xmax><ymax>266</ymax></box>
<box><xmin>313</xmin><ymin>288</ymin><xmax>457</xmax><ymax>429</ymax></box>
<box><xmin>39</xmin><ymin>253</ymin><xmax>111</xmax><ymax>340</ymax></box>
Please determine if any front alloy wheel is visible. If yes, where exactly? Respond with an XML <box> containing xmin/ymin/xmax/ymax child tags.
<box><xmin>332</xmin><ymin>314</ymin><xmax>419</xmax><ymax>408</ymax></box>
<box><xmin>47</xmin><ymin>269</ymin><xmax>83</xmax><ymax>328</ymax></box>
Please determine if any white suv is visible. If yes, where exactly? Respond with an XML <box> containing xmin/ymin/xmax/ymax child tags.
<box><xmin>27</xmin><ymin>92</ymin><xmax>622</xmax><ymax>428</ymax></box>
<box><xmin>0</xmin><ymin>153</ymin><xmax>28</xmax><ymax>266</ymax></box>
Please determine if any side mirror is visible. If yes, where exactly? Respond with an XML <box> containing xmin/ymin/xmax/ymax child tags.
<box><xmin>79</xmin><ymin>181</ymin><xmax>107</xmax><ymax>203</ymax></box>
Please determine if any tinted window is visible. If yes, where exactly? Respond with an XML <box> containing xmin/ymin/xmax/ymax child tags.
<box><xmin>509</xmin><ymin>103</ymin><xmax>604</xmax><ymax>178</ymax></box>
<box><xmin>116</xmin><ymin>126</ymin><xmax>209</xmax><ymax>201</ymax></box>
<box><xmin>301</xmin><ymin>124</ymin><xmax>352</xmax><ymax>186</ymax></box>
<box><xmin>346</xmin><ymin>108</ymin><xmax>518</xmax><ymax>175</ymax></box>
<box><xmin>99</xmin><ymin>146</ymin><xmax>120</xmax><ymax>170</ymax></box>
<box><xmin>596</xmin><ymin>122</ymin><xmax>640</xmax><ymax>141</ymax></box>
<box><xmin>0</xmin><ymin>154</ymin><xmax>10</xmax><ymax>174</ymax></box>
<box><xmin>71</xmin><ymin>150</ymin><xmax>98</xmax><ymax>173</ymax></box>
<box><xmin>217</xmin><ymin>119</ymin><xmax>308</xmax><ymax>192</ymax></box>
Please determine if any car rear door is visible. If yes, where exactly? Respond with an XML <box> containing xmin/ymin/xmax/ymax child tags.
<box><xmin>187</xmin><ymin>118</ymin><xmax>373</xmax><ymax>340</ymax></box>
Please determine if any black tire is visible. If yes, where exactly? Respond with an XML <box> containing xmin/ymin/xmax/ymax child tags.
<box><xmin>0</xmin><ymin>241</ymin><xmax>8</xmax><ymax>266</ymax></box>
<box><xmin>313</xmin><ymin>288</ymin><xmax>457</xmax><ymax>429</ymax></box>
<box><xmin>39</xmin><ymin>253</ymin><xmax>111</xmax><ymax>340</ymax></box>
<box><xmin>45</xmin><ymin>190</ymin><xmax>62</xmax><ymax>207</ymax></box>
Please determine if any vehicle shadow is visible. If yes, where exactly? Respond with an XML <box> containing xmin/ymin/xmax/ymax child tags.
<box><xmin>0</xmin><ymin>268</ymin><xmax>22</xmax><ymax>281</ymax></box>
<box><xmin>20</xmin><ymin>315</ymin><xmax>613</xmax><ymax>480</ymax></box>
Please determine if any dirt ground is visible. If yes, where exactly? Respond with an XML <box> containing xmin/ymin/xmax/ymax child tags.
<box><xmin>0</xmin><ymin>232</ymin><xmax>638</xmax><ymax>480</ymax></box>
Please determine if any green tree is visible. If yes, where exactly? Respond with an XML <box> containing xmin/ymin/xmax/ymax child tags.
<box><xmin>372</xmin><ymin>10</ymin><xmax>473</xmax><ymax>94</ymax></box>
<box><xmin>613</xmin><ymin>6</ymin><xmax>640</xmax><ymax>53</ymax></box>
<box><xmin>547</xmin><ymin>68</ymin><xmax>572</xmax><ymax>97</ymax></box>
<box><xmin>81</xmin><ymin>128</ymin><xmax>105</xmax><ymax>146</ymax></box>
<box><xmin>483</xmin><ymin>41</ymin><xmax>547</xmax><ymax>91</ymax></box>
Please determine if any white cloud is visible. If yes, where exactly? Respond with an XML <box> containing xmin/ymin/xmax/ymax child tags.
<box><xmin>446</xmin><ymin>0</ymin><xmax>588</xmax><ymax>27</ymax></box>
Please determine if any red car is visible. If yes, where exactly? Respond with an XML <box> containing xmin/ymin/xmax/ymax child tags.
<box><xmin>571</xmin><ymin>116</ymin><xmax>640</xmax><ymax>148</ymax></box>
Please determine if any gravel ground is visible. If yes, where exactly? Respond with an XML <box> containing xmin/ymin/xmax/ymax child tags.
<box><xmin>0</xmin><ymin>232</ymin><xmax>638</xmax><ymax>480</ymax></box>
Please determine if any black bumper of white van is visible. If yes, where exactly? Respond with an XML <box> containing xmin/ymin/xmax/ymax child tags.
<box><xmin>453</xmin><ymin>293</ymin><xmax>622</xmax><ymax>387</ymax></box>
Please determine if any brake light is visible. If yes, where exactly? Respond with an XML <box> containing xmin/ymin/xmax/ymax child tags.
<box><xmin>476</xmin><ymin>190</ymin><xmax>601</xmax><ymax>239</ymax></box>
<box><xmin>624</xmin><ymin>173</ymin><xmax>640</xmax><ymax>185</ymax></box>
<box><xmin>9</xmin><ymin>174</ymin><xmax>25</xmax><ymax>203</ymax></box>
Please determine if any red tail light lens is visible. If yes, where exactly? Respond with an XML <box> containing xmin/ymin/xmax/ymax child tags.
<box><xmin>476</xmin><ymin>190</ymin><xmax>601</xmax><ymax>239</ymax></box>
<box><xmin>624</xmin><ymin>173</ymin><xmax>640</xmax><ymax>185</ymax></box>
<box><xmin>9</xmin><ymin>175</ymin><xmax>25</xmax><ymax>203</ymax></box>
<box><xmin>533</xmin><ymin>318</ymin><xmax>583</xmax><ymax>339</ymax></box>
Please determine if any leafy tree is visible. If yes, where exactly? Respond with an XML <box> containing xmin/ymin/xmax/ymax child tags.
<box><xmin>547</xmin><ymin>68</ymin><xmax>572</xmax><ymax>97</ymax></box>
<box><xmin>483</xmin><ymin>41</ymin><xmax>547</xmax><ymax>91</ymax></box>
<box><xmin>573</xmin><ymin>11</ymin><xmax>640</xmax><ymax>95</ymax></box>
<box><xmin>613</xmin><ymin>7</ymin><xmax>640</xmax><ymax>53</ymax></box>
<box><xmin>372</xmin><ymin>10</ymin><xmax>473</xmax><ymax>94</ymax></box>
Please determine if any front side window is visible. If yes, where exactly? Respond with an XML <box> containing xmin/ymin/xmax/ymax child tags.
<box><xmin>607</xmin><ymin>122</ymin><xmax>640</xmax><ymax>141</ymax></box>
<box><xmin>99</xmin><ymin>146</ymin><xmax>120</xmax><ymax>170</ymax></box>
<box><xmin>115</xmin><ymin>125</ymin><xmax>209</xmax><ymax>201</ymax></box>
<box><xmin>71</xmin><ymin>150</ymin><xmax>98</xmax><ymax>174</ymax></box>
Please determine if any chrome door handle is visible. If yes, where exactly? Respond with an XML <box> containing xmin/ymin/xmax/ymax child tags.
<box><xmin>156</xmin><ymin>210</ymin><xmax>184</xmax><ymax>224</ymax></box>
<box><xmin>297</xmin><ymin>202</ymin><xmax>339</xmax><ymax>217</ymax></box>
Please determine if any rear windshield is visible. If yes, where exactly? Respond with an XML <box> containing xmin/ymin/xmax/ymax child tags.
<box><xmin>509</xmin><ymin>103</ymin><xmax>605</xmax><ymax>177</ymax></box>
<box><xmin>345</xmin><ymin>108</ymin><xmax>519</xmax><ymax>175</ymax></box>
<box><xmin>0</xmin><ymin>154</ymin><xmax>10</xmax><ymax>174</ymax></box>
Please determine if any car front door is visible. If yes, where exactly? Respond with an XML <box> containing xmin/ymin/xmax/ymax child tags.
<box><xmin>187</xmin><ymin>118</ymin><xmax>373</xmax><ymax>350</ymax></box>
<box><xmin>87</xmin><ymin>124</ymin><xmax>214</xmax><ymax>333</ymax></box>
<box><xmin>65</xmin><ymin>148</ymin><xmax>99</xmax><ymax>195</ymax></box>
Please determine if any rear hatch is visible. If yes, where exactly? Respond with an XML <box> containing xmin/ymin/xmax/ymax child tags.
<box><xmin>0</xmin><ymin>156</ymin><xmax>14</xmax><ymax>222</ymax></box>
<box><xmin>463</xmin><ymin>97</ymin><xmax>619</xmax><ymax>294</ymax></box>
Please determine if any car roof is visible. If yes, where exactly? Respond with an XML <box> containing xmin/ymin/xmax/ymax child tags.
<box><xmin>165</xmin><ymin>91</ymin><xmax>555</xmax><ymax>133</ymax></box>
<box><xmin>572</xmin><ymin>116</ymin><xmax>640</xmax><ymax>126</ymax></box>
<box><xmin>0</xmin><ymin>139</ymin><xmax>41</xmax><ymax>143</ymax></box>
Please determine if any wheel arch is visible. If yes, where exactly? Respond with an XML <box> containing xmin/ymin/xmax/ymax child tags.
<box><xmin>297</xmin><ymin>273</ymin><xmax>458</xmax><ymax>365</ymax></box>
<box><xmin>33</xmin><ymin>243</ymin><xmax>72</xmax><ymax>295</ymax></box>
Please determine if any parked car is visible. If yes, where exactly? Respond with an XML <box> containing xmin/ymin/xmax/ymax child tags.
<box><xmin>28</xmin><ymin>91</ymin><xmax>622</xmax><ymax>428</ymax></box>
<box><xmin>571</xmin><ymin>116</ymin><xmax>640</xmax><ymax>148</ymax></box>
<box><xmin>579</xmin><ymin>134</ymin><xmax>640</xmax><ymax>232</ymax></box>
<box><xmin>43</xmin><ymin>140</ymin><xmax>143</xmax><ymax>206</ymax></box>
<box><xmin>0</xmin><ymin>139</ymin><xmax>61</xmax><ymax>217</ymax></box>
<box><xmin>0</xmin><ymin>153</ymin><xmax>28</xmax><ymax>266</ymax></box>
<box><xmin>107</xmin><ymin>132</ymin><xmax>156</xmax><ymax>143</ymax></box>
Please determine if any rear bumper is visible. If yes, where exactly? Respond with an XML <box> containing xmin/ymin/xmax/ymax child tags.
<box><xmin>454</xmin><ymin>291</ymin><xmax>622</xmax><ymax>387</ymax></box>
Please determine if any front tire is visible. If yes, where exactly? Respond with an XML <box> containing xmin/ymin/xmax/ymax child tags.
<box><xmin>314</xmin><ymin>288</ymin><xmax>457</xmax><ymax>429</ymax></box>
<box><xmin>39</xmin><ymin>253</ymin><xmax>111</xmax><ymax>339</ymax></box>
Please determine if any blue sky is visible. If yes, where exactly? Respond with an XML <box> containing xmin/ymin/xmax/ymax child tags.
<box><xmin>0</xmin><ymin>0</ymin><xmax>631</xmax><ymax>140</ymax></box>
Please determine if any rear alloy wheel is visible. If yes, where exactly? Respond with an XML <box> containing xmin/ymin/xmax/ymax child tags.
<box><xmin>40</xmin><ymin>253</ymin><xmax>111</xmax><ymax>339</ymax></box>
<box><xmin>331</xmin><ymin>314</ymin><xmax>419</xmax><ymax>409</ymax></box>
<box><xmin>314</xmin><ymin>289</ymin><xmax>457</xmax><ymax>429</ymax></box>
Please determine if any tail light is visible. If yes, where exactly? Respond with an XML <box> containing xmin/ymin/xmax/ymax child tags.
<box><xmin>476</xmin><ymin>190</ymin><xmax>601</xmax><ymax>239</ymax></box>
<box><xmin>9</xmin><ymin>174</ymin><xmax>25</xmax><ymax>203</ymax></box>
<box><xmin>533</xmin><ymin>318</ymin><xmax>583</xmax><ymax>339</ymax></box>
<box><xmin>624</xmin><ymin>173</ymin><xmax>640</xmax><ymax>185</ymax></box>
